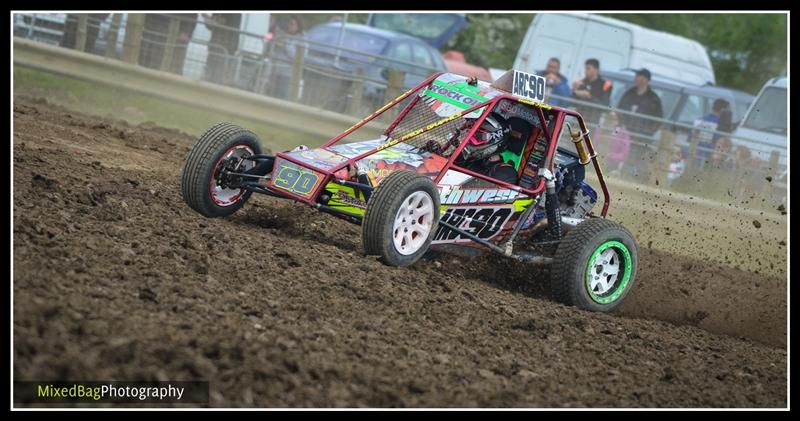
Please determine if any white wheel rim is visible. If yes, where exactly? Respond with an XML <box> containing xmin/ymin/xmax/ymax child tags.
<box><xmin>590</xmin><ymin>248</ymin><xmax>621</xmax><ymax>295</ymax></box>
<box><xmin>210</xmin><ymin>145</ymin><xmax>255</xmax><ymax>207</ymax></box>
<box><xmin>392</xmin><ymin>191</ymin><xmax>435</xmax><ymax>256</ymax></box>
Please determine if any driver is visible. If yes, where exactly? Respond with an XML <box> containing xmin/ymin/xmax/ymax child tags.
<box><xmin>455</xmin><ymin>112</ymin><xmax>519</xmax><ymax>184</ymax></box>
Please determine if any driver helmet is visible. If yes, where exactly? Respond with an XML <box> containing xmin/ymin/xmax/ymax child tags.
<box><xmin>460</xmin><ymin>112</ymin><xmax>512</xmax><ymax>162</ymax></box>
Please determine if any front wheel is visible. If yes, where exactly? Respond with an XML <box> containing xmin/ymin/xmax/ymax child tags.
<box><xmin>362</xmin><ymin>170</ymin><xmax>440</xmax><ymax>267</ymax></box>
<box><xmin>550</xmin><ymin>218</ymin><xmax>639</xmax><ymax>312</ymax></box>
<box><xmin>181</xmin><ymin>122</ymin><xmax>262</xmax><ymax>218</ymax></box>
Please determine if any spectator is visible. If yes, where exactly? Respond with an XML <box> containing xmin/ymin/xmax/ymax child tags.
<box><xmin>267</xmin><ymin>15</ymin><xmax>306</xmax><ymax>99</ymax></box>
<box><xmin>203</xmin><ymin>13</ymin><xmax>242</xmax><ymax>85</ymax></box>
<box><xmin>731</xmin><ymin>145</ymin><xmax>760</xmax><ymax>197</ymax></box>
<box><xmin>715</xmin><ymin>107</ymin><xmax>734</xmax><ymax>139</ymax></box>
<box><xmin>270</xmin><ymin>14</ymin><xmax>305</xmax><ymax>60</ymax></box>
<box><xmin>689</xmin><ymin>98</ymin><xmax>729</xmax><ymax>168</ymax></box>
<box><xmin>169</xmin><ymin>14</ymin><xmax>199</xmax><ymax>75</ymax></box>
<box><xmin>709</xmin><ymin>137</ymin><xmax>734</xmax><ymax>170</ymax></box>
<box><xmin>602</xmin><ymin>112</ymin><xmax>631</xmax><ymax>176</ymax></box>
<box><xmin>571</xmin><ymin>58</ymin><xmax>612</xmax><ymax>125</ymax></box>
<box><xmin>732</xmin><ymin>145</ymin><xmax>755</xmax><ymax>171</ymax></box>
<box><xmin>617</xmin><ymin>68</ymin><xmax>663</xmax><ymax>137</ymax></box>
<box><xmin>537</xmin><ymin>58</ymin><xmax>571</xmax><ymax>107</ymax></box>
<box><xmin>667</xmin><ymin>146</ymin><xmax>686</xmax><ymax>185</ymax></box>
<box><xmin>61</xmin><ymin>14</ymin><xmax>110</xmax><ymax>54</ymax></box>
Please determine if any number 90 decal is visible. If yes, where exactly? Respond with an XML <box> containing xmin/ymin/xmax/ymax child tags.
<box><xmin>271</xmin><ymin>159</ymin><xmax>323</xmax><ymax>198</ymax></box>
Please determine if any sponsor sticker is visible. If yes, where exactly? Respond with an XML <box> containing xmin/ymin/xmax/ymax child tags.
<box><xmin>271</xmin><ymin>158</ymin><xmax>323</xmax><ymax>198</ymax></box>
<box><xmin>439</xmin><ymin>185</ymin><xmax>520</xmax><ymax>205</ymax></box>
<box><xmin>433</xmin><ymin>206</ymin><xmax>514</xmax><ymax>243</ymax></box>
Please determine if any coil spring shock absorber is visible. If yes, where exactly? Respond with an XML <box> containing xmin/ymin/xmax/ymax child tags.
<box><xmin>539</xmin><ymin>168</ymin><xmax>562</xmax><ymax>240</ymax></box>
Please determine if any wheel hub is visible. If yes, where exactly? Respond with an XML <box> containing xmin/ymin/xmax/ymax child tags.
<box><xmin>210</xmin><ymin>145</ymin><xmax>255</xmax><ymax>207</ymax></box>
<box><xmin>589</xmin><ymin>248</ymin><xmax>620</xmax><ymax>295</ymax></box>
<box><xmin>392</xmin><ymin>191</ymin><xmax>434</xmax><ymax>256</ymax></box>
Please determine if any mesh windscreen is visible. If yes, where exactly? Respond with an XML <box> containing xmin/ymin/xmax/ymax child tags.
<box><xmin>382</xmin><ymin>94</ymin><xmax>487</xmax><ymax>158</ymax></box>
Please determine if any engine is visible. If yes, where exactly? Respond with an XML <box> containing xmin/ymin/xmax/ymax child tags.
<box><xmin>554</xmin><ymin>148</ymin><xmax>598</xmax><ymax>219</ymax></box>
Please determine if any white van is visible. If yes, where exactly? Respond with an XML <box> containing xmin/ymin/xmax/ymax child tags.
<box><xmin>732</xmin><ymin>76</ymin><xmax>787</xmax><ymax>169</ymax></box>
<box><xmin>184</xmin><ymin>13</ymin><xmax>271</xmax><ymax>79</ymax></box>
<box><xmin>513</xmin><ymin>13</ymin><xmax>716</xmax><ymax>86</ymax></box>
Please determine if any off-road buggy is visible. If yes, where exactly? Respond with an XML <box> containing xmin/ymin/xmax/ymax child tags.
<box><xmin>180</xmin><ymin>70</ymin><xmax>639</xmax><ymax>312</ymax></box>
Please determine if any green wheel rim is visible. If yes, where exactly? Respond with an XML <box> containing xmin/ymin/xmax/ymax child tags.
<box><xmin>585</xmin><ymin>240</ymin><xmax>632</xmax><ymax>304</ymax></box>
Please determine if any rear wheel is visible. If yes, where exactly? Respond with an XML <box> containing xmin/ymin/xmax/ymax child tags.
<box><xmin>181</xmin><ymin>122</ymin><xmax>262</xmax><ymax>218</ymax></box>
<box><xmin>362</xmin><ymin>171</ymin><xmax>440</xmax><ymax>267</ymax></box>
<box><xmin>551</xmin><ymin>218</ymin><xmax>638</xmax><ymax>312</ymax></box>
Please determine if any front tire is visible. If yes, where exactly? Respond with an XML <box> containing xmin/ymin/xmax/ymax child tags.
<box><xmin>551</xmin><ymin>218</ymin><xmax>639</xmax><ymax>312</ymax></box>
<box><xmin>181</xmin><ymin>122</ymin><xmax>262</xmax><ymax>218</ymax></box>
<box><xmin>362</xmin><ymin>171</ymin><xmax>440</xmax><ymax>267</ymax></box>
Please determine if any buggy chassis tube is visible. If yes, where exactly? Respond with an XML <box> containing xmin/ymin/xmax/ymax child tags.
<box><xmin>238</xmin><ymin>182</ymin><xmax>288</xmax><ymax>198</ymax></box>
<box><xmin>322</xmin><ymin>72</ymin><xmax>445</xmax><ymax>148</ymax></box>
<box><xmin>324</xmin><ymin>93</ymin><xmax>558</xmax><ymax>191</ymax></box>
<box><xmin>433</xmin><ymin>95</ymin><xmax>560</xmax><ymax>200</ymax></box>
<box><xmin>326</xmin><ymin>99</ymin><xmax>494</xmax><ymax>175</ymax></box>
<box><xmin>315</xmin><ymin>204</ymin><xmax>363</xmax><ymax>225</ymax></box>
<box><xmin>333</xmin><ymin>179</ymin><xmax>375</xmax><ymax>191</ymax></box>
<box><xmin>437</xmin><ymin>219</ymin><xmax>552</xmax><ymax>264</ymax></box>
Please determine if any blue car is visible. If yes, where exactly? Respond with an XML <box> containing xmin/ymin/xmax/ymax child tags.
<box><xmin>275</xmin><ymin>23</ymin><xmax>447</xmax><ymax>113</ymax></box>
<box><xmin>304</xmin><ymin>23</ymin><xmax>446</xmax><ymax>87</ymax></box>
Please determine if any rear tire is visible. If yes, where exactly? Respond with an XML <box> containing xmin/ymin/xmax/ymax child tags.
<box><xmin>362</xmin><ymin>170</ymin><xmax>440</xmax><ymax>267</ymax></box>
<box><xmin>181</xmin><ymin>122</ymin><xmax>262</xmax><ymax>218</ymax></box>
<box><xmin>551</xmin><ymin>218</ymin><xmax>638</xmax><ymax>312</ymax></box>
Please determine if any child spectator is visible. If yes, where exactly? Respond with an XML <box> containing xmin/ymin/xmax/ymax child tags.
<box><xmin>690</xmin><ymin>98</ymin><xmax>729</xmax><ymax>168</ymax></box>
<box><xmin>709</xmin><ymin>137</ymin><xmax>734</xmax><ymax>170</ymax></box>
<box><xmin>667</xmin><ymin>146</ymin><xmax>686</xmax><ymax>185</ymax></box>
<box><xmin>603</xmin><ymin>112</ymin><xmax>631</xmax><ymax>176</ymax></box>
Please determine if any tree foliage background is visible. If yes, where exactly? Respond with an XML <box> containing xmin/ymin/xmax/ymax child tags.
<box><xmin>444</xmin><ymin>13</ymin><xmax>786</xmax><ymax>94</ymax></box>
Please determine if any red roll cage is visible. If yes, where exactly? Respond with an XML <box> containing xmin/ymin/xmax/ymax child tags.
<box><xmin>271</xmin><ymin>72</ymin><xmax>611</xmax><ymax>217</ymax></box>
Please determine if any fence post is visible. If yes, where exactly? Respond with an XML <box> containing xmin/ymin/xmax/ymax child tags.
<box><xmin>766</xmin><ymin>150</ymin><xmax>780</xmax><ymax>173</ymax></box>
<box><xmin>105</xmin><ymin>14</ymin><xmax>123</xmax><ymax>58</ymax></box>
<box><xmin>75</xmin><ymin>14</ymin><xmax>89</xmax><ymax>52</ymax></box>
<box><xmin>687</xmin><ymin>133</ymin><xmax>701</xmax><ymax>172</ymax></box>
<box><xmin>288</xmin><ymin>44</ymin><xmax>305</xmax><ymax>102</ymax></box>
<box><xmin>651</xmin><ymin>129</ymin><xmax>675</xmax><ymax>186</ymax></box>
<box><xmin>760</xmin><ymin>150</ymin><xmax>781</xmax><ymax>197</ymax></box>
<box><xmin>122</xmin><ymin>13</ymin><xmax>145</xmax><ymax>65</ymax></box>
<box><xmin>160</xmin><ymin>16</ymin><xmax>181</xmax><ymax>72</ymax></box>
<box><xmin>384</xmin><ymin>70</ymin><xmax>404</xmax><ymax>104</ymax></box>
<box><xmin>347</xmin><ymin>68</ymin><xmax>365</xmax><ymax>116</ymax></box>
<box><xmin>383</xmin><ymin>70</ymin><xmax>404</xmax><ymax>120</ymax></box>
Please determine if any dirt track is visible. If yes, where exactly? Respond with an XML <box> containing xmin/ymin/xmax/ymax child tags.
<box><xmin>13</xmin><ymin>97</ymin><xmax>787</xmax><ymax>407</ymax></box>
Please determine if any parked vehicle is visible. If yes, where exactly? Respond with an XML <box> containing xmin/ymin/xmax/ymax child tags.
<box><xmin>182</xmin><ymin>13</ymin><xmax>272</xmax><ymax>82</ymax></box>
<box><xmin>514</xmin><ymin>13</ymin><xmax>716</xmax><ymax>87</ymax></box>
<box><xmin>732</xmin><ymin>76</ymin><xmax>787</xmax><ymax>169</ymax></box>
<box><xmin>673</xmin><ymin>84</ymin><xmax>755</xmax><ymax>127</ymax></box>
<box><xmin>442</xmin><ymin>50</ymin><xmax>492</xmax><ymax>82</ymax></box>
<box><xmin>180</xmin><ymin>70</ymin><xmax>640</xmax><ymax>312</ymax></box>
<box><xmin>273</xmin><ymin>22</ymin><xmax>447</xmax><ymax>112</ymax></box>
<box><xmin>13</xmin><ymin>13</ymin><xmax>67</xmax><ymax>45</ymax></box>
<box><xmin>366</xmin><ymin>13</ymin><xmax>467</xmax><ymax>49</ymax></box>
<box><xmin>300</xmin><ymin>23</ymin><xmax>446</xmax><ymax>89</ymax></box>
<box><xmin>600</xmin><ymin>69</ymin><xmax>754</xmax><ymax>128</ymax></box>
<box><xmin>72</xmin><ymin>13</ymin><xmax>273</xmax><ymax>87</ymax></box>
<box><xmin>367</xmin><ymin>13</ymin><xmax>490</xmax><ymax>83</ymax></box>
